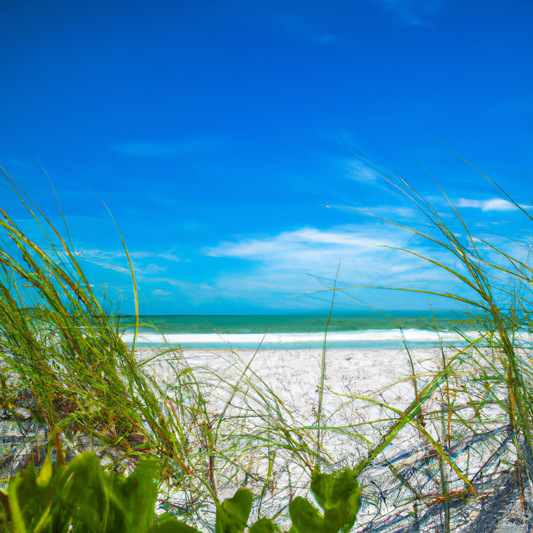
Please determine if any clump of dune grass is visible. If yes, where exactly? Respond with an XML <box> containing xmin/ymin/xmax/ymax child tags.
<box><xmin>0</xmin><ymin>170</ymin><xmax>192</xmax><ymax>469</ymax></box>
<box><xmin>0</xmin><ymin>168</ymin><xmax>340</xmax><ymax>529</ymax></box>
<box><xmin>309</xmin><ymin>144</ymin><xmax>533</xmax><ymax>531</ymax></box>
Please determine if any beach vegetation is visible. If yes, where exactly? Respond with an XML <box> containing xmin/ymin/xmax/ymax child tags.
<box><xmin>0</xmin><ymin>148</ymin><xmax>532</xmax><ymax>532</ymax></box>
<box><xmin>0</xmin><ymin>448</ymin><xmax>360</xmax><ymax>533</ymax></box>
<box><xmin>0</xmin><ymin>169</ymin><xmax>359</xmax><ymax>530</ymax></box>
<box><xmin>323</xmin><ymin>143</ymin><xmax>533</xmax><ymax>531</ymax></box>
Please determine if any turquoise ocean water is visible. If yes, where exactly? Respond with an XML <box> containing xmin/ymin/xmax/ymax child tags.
<box><xmin>121</xmin><ymin>311</ymin><xmax>478</xmax><ymax>350</ymax></box>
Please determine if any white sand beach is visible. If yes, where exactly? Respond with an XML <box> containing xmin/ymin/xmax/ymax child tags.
<box><xmin>138</xmin><ymin>346</ymin><xmax>442</xmax><ymax>448</ymax></box>
<box><xmin>135</xmin><ymin>345</ymin><xmax>524</xmax><ymax>532</ymax></box>
<box><xmin>138</xmin><ymin>347</ymin><xmax>450</xmax><ymax>529</ymax></box>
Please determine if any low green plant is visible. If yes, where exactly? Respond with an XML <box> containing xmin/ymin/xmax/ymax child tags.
<box><xmin>1</xmin><ymin>450</ymin><xmax>184</xmax><ymax>533</ymax></box>
<box><xmin>0</xmin><ymin>449</ymin><xmax>360</xmax><ymax>533</ymax></box>
<box><xmin>288</xmin><ymin>469</ymin><xmax>360</xmax><ymax>533</ymax></box>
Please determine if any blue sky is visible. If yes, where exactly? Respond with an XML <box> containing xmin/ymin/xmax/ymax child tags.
<box><xmin>1</xmin><ymin>0</ymin><xmax>533</xmax><ymax>314</ymax></box>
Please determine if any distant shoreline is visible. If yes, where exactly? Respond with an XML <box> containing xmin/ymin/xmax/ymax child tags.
<box><xmin>124</xmin><ymin>327</ymin><xmax>480</xmax><ymax>350</ymax></box>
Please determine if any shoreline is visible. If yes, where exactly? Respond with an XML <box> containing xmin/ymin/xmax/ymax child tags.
<box><xmin>125</xmin><ymin>328</ymin><xmax>481</xmax><ymax>348</ymax></box>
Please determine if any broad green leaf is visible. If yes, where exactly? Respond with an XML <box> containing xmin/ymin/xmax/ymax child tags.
<box><xmin>310</xmin><ymin>469</ymin><xmax>360</xmax><ymax>532</ymax></box>
<box><xmin>289</xmin><ymin>469</ymin><xmax>361</xmax><ymax>533</ymax></box>
<box><xmin>105</xmin><ymin>456</ymin><xmax>160</xmax><ymax>533</ymax></box>
<box><xmin>146</xmin><ymin>516</ymin><xmax>201</xmax><ymax>533</ymax></box>
<box><xmin>63</xmin><ymin>452</ymin><xmax>108</xmax><ymax>532</ymax></box>
<box><xmin>8</xmin><ymin>469</ymin><xmax>36</xmax><ymax>533</ymax></box>
<box><xmin>0</xmin><ymin>489</ymin><xmax>11</xmax><ymax>532</ymax></box>
<box><xmin>289</xmin><ymin>497</ymin><xmax>328</xmax><ymax>533</ymax></box>
<box><xmin>8</xmin><ymin>455</ymin><xmax>72</xmax><ymax>533</ymax></box>
<box><xmin>6</xmin><ymin>450</ymin><xmax>162</xmax><ymax>533</ymax></box>
<box><xmin>36</xmin><ymin>451</ymin><xmax>53</xmax><ymax>487</ymax></box>
<box><xmin>249</xmin><ymin>517</ymin><xmax>281</xmax><ymax>533</ymax></box>
<box><xmin>32</xmin><ymin>504</ymin><xmax>52</xmax><ymax>533</ymax></box>
<box><xmin>215</xmin><ymin>488</ymin><xmax>253</xmax><ymax>533</ymax></box>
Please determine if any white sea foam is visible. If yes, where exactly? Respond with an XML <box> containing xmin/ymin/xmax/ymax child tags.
<box><xmin>122</xmin><ymin>328</ymin><xmax>484</xmax><ymax>345</ymax></box>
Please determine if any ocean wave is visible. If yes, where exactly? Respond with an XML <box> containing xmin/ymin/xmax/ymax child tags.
<box><xmin>122</xmin><ymin>328</ymin><xmax>485</xmax><ymax>345</ymax></box>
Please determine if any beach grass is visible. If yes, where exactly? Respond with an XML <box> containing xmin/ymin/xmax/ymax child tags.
<box><xmin>0</xmin><ymin>158</ymin><xmax>532</xmax><ymax>531</ymax></box>
<box><xmin>0</xmin><ymin>169</ymin><xmax>335</xmax><ymax>529</ymax></box>
<box><xmin>325</xmin><ymin>146</ymin><xmax>533</xmax><ymax>530</ymax></box>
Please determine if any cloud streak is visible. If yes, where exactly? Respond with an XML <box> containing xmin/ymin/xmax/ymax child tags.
<box><xmin>205</xmin><ymin>227</ymin><xmax>395</xmax><ymax>259</ymax></box>
<box><xmin>152</xmin><ymin>289</ymin><xmax>172</xmax><ymax>296</ymax></box>
<box><xmin>457</xmin><ymin>198</ymin><xmax>531</xmax><ymax>211</ymax></box>
<box><xmin>345</xmin><ymin>160</ymin><xmax>382</xmax><ymax>183</ymax></box>
<box><xmin>75</xmin><ymin>248</ymin><xmax>180</xmax><ymax>275</ymax></box>
<box><xmin>203</xmin><ymin>224</ymin><xmax>461</xmax><ymax>309</ymax></box>
<box><xmin>130</xmin><ymin>251</ymin><xmax>180</xmax><ymax>262</ymax></box>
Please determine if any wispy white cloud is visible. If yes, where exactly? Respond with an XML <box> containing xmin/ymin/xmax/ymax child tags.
<box><xmin>140</xmin><ymin>264</ymin><xmax>167</xmax><ymax>274</ymax></box>
<box><xmin>146</xmin><ymin>277</ymin><xmax>215</xmax><ymax>292</ymax></box>
<box><xmin>152</xmin><ymin>289</ymin><xmax>172</xmax><ymax>296</ymax></box>
<box><xmin>337</xmin><ymin>204</ymin><xmax>418</xmax><ymax>219</ymax></box>
<box><xmin>345</xmin><ymin>160</ymin><xmax>382</xmax><ymax>183</ymax></box>
<box><xmin>203</xmin><ymin>224</ymin><xmax>459</xmax><ymax>308</ymax></box>
<box><xmin>370</xmin><ymin>206</ymin><xmax>418</xmax><ymax>218</ymax></box>
<box><xmin>140</xmin><ymin>276</ymin><xmax>243</xmax><ymax>309</ymax></box>
<box><xmin>78</xmin><ymin>249</ymin><xmax>179</xmax><ymax>262</ymax></box>
<box><xmin>78</xmin><ymin>258</ymin><xmax>130</xmax><ymax>274</ymax></box>
<box><xmin>111</xmin><ymin>138</ymin><xmax>217</xmax><ymax>158</ymax></box>
<box><xmin>130</xmin><ymin>251</ymin><xmax>180</xmax><ymax>262</ymax></box>
<box><xmin>457</xmin><ymin>198</ymin><xmax>531</xmax><ymax>211</ymax></box>
<box><xmin>372</xmin><ymin>0</ymin><xmax>445</xmax><ymax>26</ymax></box>
<box><xmin>75</xmin><ymin>248</ymin><xmax>179</xmax><ymax>275</ymax></box>
<box><xmin>204</xmin><ymin>227</ymin><xmax>395</xmax><ymax>259</ymax></box>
